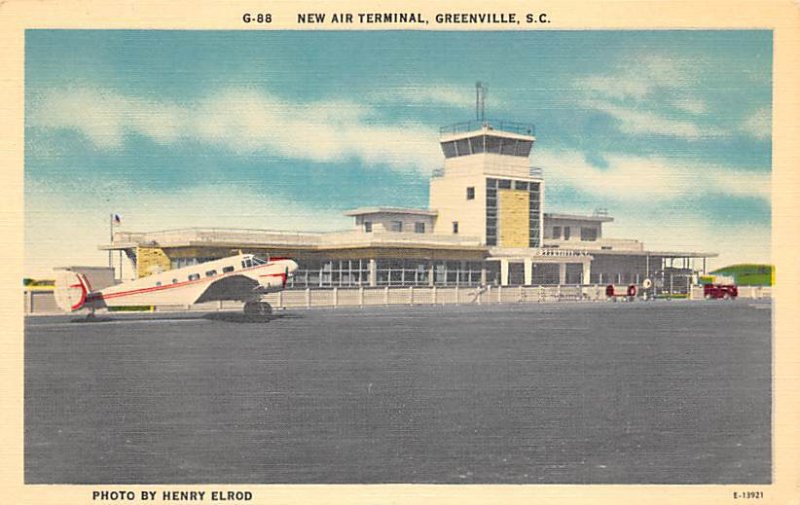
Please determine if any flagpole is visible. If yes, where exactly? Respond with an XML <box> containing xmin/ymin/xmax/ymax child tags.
<box><xmin>109</xmin><ymin>213</ymin><xmax>113</xmax><ymax>270</ymax></box>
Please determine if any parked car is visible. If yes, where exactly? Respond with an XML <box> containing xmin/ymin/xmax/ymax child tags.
<box><xmin>703</xmin><ymin>284</ymin><xmax>738</xmax><ymax>300</ymax></box>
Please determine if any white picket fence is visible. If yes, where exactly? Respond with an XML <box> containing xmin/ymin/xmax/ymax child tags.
<box><xmin>24</xmin><ymin>284</ymin><xmax>773</xmax><ymax>314</ymax></box>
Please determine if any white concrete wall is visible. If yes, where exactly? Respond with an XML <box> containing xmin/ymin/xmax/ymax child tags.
<box><xmin>429</xmin><ymin>173</ymin><xmax>486</xmax><ymax>240</ymax></box>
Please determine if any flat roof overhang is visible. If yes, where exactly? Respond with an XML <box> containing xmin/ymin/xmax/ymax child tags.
<box><xmin>543</xmin><ymin>212</ymin><xmax>614</xmax><ymax>223</ymax></box>
<box><xmin>344</xmin><ymin>207</ymin><xmax>438</xmax><ymax>217</ymax></box>
<box><xmin>587</xmin><ymin>249</ymin><xmax>718</xmax><ymax>258</ymax></box>
<box><xmin>101</xmin><ymin>240</ymin><xmax>489</xmax><ymax>259</ymax></box>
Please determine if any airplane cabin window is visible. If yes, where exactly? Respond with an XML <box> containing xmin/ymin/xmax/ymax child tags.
<box><xmin>206</xmin><ymin>270</ymin><xmax>217</xmax><ymax>277</ymax></box>
<box><xmin>188</xmin><ymin>273</ymin><xmax>200</xmax><ymax>281</ymax></box>
<box><xmin>172</xmin><ymin>278</ymin><xmax>178</xmax><ymax>284</ymax></box>
<box><xmin>155</xmin><ymin>281</ymin><xmax>162</xmax><ymax>287</ymax></box>
<box><xmin>223</xmin><ymin>266</ymin><xmax>234</xmax><ymax>273</ymax></box>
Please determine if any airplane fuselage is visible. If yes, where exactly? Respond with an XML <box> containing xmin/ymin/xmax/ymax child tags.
<box><xmin>83</xmin><ymin>254</ymin><xmax>298</xmax><ymax>309</ymax></box>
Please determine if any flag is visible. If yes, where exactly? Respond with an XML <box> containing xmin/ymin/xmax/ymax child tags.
<box><xmin>112</xmin><ymin>213</ymin><xmax>122</xmax><ymax>225</ymax></box>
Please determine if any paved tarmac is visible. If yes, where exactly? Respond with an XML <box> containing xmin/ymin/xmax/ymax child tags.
<box><xmin>25</xmin><ymin>300</ymin><xmax>771</xmax><ymax>484</ymax></box>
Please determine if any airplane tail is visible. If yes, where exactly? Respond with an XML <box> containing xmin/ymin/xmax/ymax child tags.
<box><xmin>53</xmin><ymin>270</ymin><xmax>91</xmax><ymax>312</ymax></box>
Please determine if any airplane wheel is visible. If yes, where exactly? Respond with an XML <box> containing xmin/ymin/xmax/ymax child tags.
<box><xmin>244</xmin><ymin>301</ymin><xmax>272</xmax><ymax>316</ymax></box>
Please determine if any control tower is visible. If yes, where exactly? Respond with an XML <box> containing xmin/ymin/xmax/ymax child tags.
<box><xmin>430</xmin><ymin>119</ymin><xmax>543</xmax><ymax>248</ymax></box>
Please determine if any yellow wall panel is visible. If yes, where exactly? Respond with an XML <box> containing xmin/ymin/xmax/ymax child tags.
<box><xmin>499</xmin><ymin>189</ymin><xmax>529</xmax><ymax>248</ymax></box>
<box><xmin>136</xmin><ymin>247</ymin><xmax>171</xmax><ymax>278</ymax></box>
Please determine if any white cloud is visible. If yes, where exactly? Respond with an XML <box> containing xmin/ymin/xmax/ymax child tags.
<box><xmin>571</xmin><ymin>52</ymin><xmax>743</xmax><ymax>140</ymax></box>
<box><xmin>24</xmin><ymin>182</ymin><xmax>352</xmax><ymax>278</ymax></box>
<box><xmin>28</xmin><ymin>88</ymin><xmax>185</xmax><ymax>148</ymax></box>
<box><xmin>28</xmin><ymin>87</ymin><xmax>442</xmax><ymax>173</ymax></box>
<box><xmin>370</xmin><ymin>84</ymin><xmax>477</xmax><ymax>108</ymax></box>
<box><xmin>739</xmin><ymin>107</ymin><xmax>771</xmax><ymax>140</ymax></box>
<box><xmin>604</xmin><ymin>215</ymin><xmax>770</xmax><ymax>270</ymax></box>
<box><xmin>574</xmin><ymin>53</ymin><xmax>698</xmax><ymax>102</ymax></box>
<box><xmin>574</xmin><ymin>75</ymin><xmax>651</xmax><ymax>101</ymax></box>
<box><xmin>534</xmin><ymin>149</ymin><xmax>770</xmax><ymax>202</ymax></box>
<box><xmin>672</xmin><ymin>97</ymin><xmax>707</xmax><ymax>115</ymax></box>
<box><xmin>580</xmin><ymin>99</ymin><xmax>725</xmax><ymax>140</ymax></box>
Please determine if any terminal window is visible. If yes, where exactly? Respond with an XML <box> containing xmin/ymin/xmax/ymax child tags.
<box><xmin>553</xmin><ymin>226</ymin><xmax>562</xmax><ymax>239</ymax></box>
<box><xmin>466</xmin><ymin>187</ymin><xmax>475</xmax><ymax>200</ymax></box>
<box><xmin>364</xmin><ymin>221</ymin><xmax>372</xmax><ymax>233</ymax></box>
<box><xmin>581</xmin><ymin>227</ymin><xmax>598</xmax><ymax>241</ymax></box>
<box><xmin>564</xmin><ymin>227</ymin><xmax>571</xmax><ymax>240</ymax></box>
<box><xmin>390</xmin><ymin>221</ymin><xmax>403</xmax><ymax>232</ymax></box>
<box><xmin>452</xmin><ymin>221</ymin><xmax>459</xmax><ymax>234</ymax></box>
<box><xmin>415</xmin><ymin>222</ymin><xmax>425</xmax><ymax>233</ymax></box>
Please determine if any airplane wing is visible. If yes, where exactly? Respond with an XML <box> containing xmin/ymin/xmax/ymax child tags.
<box><xmin>193</xmin><ymin>274</ymin><xmax>261</xmax><ymax>304</ymax></box>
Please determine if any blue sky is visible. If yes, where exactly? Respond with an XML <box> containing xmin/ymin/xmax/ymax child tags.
<box><xmin>24</xmin><ymin>30</ymin><xmax>772</xmax><ymax>276</ymax></box>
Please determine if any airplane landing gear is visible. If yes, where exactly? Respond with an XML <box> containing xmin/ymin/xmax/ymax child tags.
<box><xmin>243</xmin><ymin>301</ymin><xmax>273</xmax><ymax>316</ymax></box>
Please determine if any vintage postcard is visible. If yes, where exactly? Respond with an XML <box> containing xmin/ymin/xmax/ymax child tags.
<box><xmin>1</xmin><ymin>1</ymin><xmax>798</xmax><ymax>504</ymax></box>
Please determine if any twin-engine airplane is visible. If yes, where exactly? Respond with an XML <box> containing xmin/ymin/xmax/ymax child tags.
<box><xmin>54</xmin><ymin>253</ymin><xmax>299</xmax><ymax>317</ymax></box>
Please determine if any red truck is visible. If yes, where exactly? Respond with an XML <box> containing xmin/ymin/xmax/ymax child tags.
<box><xmin>703</xmin><ymin>284</ymin><xmax>738</xmax><ymax>299</ymax></box>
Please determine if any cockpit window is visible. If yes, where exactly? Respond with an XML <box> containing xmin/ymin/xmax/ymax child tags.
<box><xmin>252</xmin><ymin>257</ymin><xmax>266</xmax><ymax>265</ymax></box>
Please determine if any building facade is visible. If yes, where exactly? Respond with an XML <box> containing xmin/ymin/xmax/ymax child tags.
<box><xmin>102</xmin><ymin>119</ymin><xmax>715</xmax><ymax>290</ymax></box>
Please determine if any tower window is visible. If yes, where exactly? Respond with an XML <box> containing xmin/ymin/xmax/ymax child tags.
<box><xmin>452</xmin><ymin>221</ymin><xmax>459</xmax><ymax>234</ymax></box>
<box><xmin>441</xmin><ymin>141</ymin><xmax>457</xmax><ymax>158</ymax></box>
<box><xmin>364</xmin><ymin>221</ymin><xmax>372</xmax><ymax>233</ymax></box>
<box><xmin>564</xmin><ymin>227</ymin><xmax>571</xmax><ymax>240</ymax></box>
<box><xmin>390</xmin><ymin>221</ymin><xmax>403</xmax><ymax>232</ymax></box>
<box><xmin>470</xmin><ymin>135</ymin><xmax>485</xmax><ymax>153</ymax></box>
<box><xmin>466</xmin><ymin>187</ymin><xmax>475</xmax><ymax>200</ymax></box>
<box><xmin>455</xmin><ymin>138</ymin><xmax>471</xmax><ymax>156</ymax></box>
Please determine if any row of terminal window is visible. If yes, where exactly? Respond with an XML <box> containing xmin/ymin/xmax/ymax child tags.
<box><xmin>362</xmin><ymin>220</ymin><xmax>458</xmax><ymax>234</ymax></box>
<box><xmin>364</xmin><ymin>221</ymin><xmax>426</xmax><ymax>233</ymax></box>
<box><xmin>552</xmin><ymin>226</ymin><xmax>598</xmax><ymax>241</ymax></box>
<box><xmin>153</xmin><ymin>257</ymin><xmax>267</xmax><ymax>286</ymax></box>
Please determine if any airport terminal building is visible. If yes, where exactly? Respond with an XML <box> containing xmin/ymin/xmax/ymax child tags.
<box><xmin>102</xmin><ymin>119</ymin><xmax>715</xmax><ymax>289</ymax></box>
